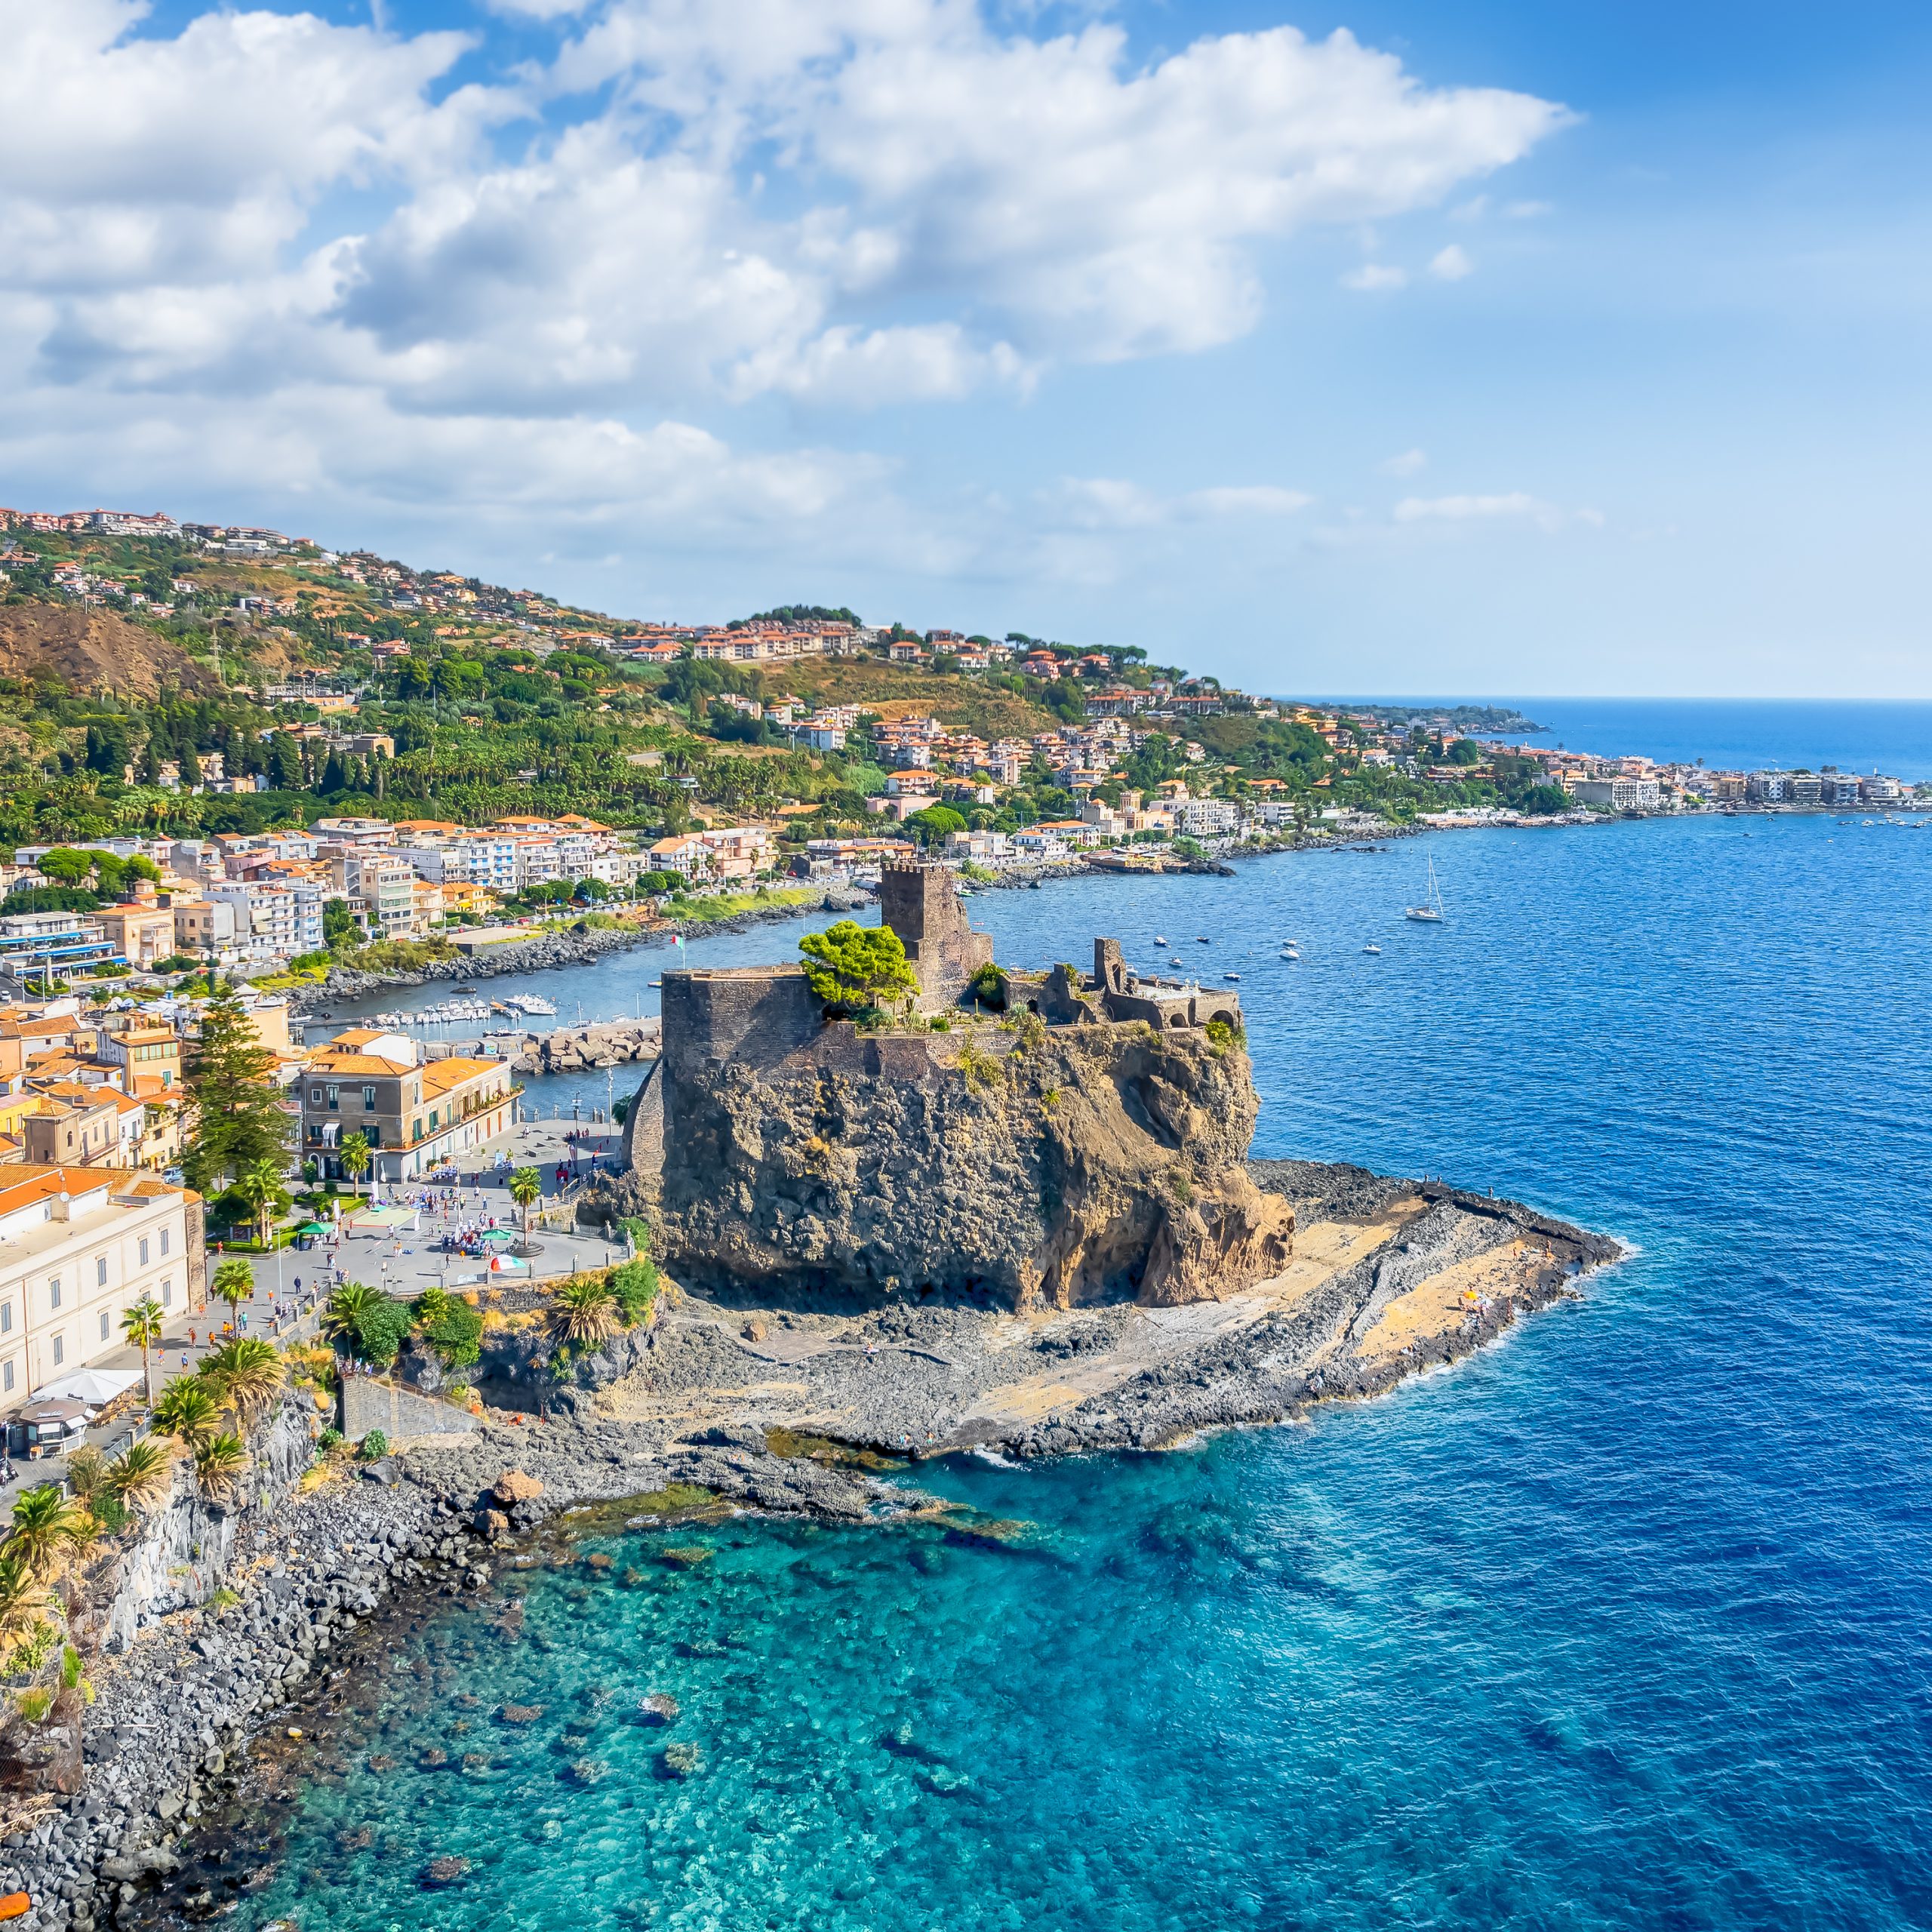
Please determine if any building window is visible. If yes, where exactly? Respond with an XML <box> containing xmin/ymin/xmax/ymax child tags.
<box><xmin>0</xmin><ymin>1303</ymin><xmax>10</xmax><ymax>1334</ymax></box>
<box><xmin>326</xmin><ymin>1085</ymin><xmax>340</xmax><ymax>1109</ymax></box>
<box><xmin>100</xmin><ymin>1310</ymin><xmax>109</xmax><ymax>1342</ymax></box>
<box><xmin>97</xmin><ymin>1257</ymin><xmax>107</xmax><ymax>1286</ymax></box>
<box><xmin>161</xmin><ymin>1228</ymin><xmax>170</xmax><ymax>1257</ymax></box>
<box><xmin>48</xmin><ymin>1278</ymin><xmax>60</xmax><ymax>1310</ymax></box>
<box><xmin>312</xmin><ymin>1087</ymin><xmax>323</xmax><ymax>1103</ymax></box>
<box><xmin>51</xmin><ymin>1336</ymin><xmax>63</xmax><ymax>1367</ymax></box>
<box><xmin>161</xmin><ymin>1278</ymin><xmax>172</xmax><ymax>1308</ymax></box>
<box><xmin>139</xmin><ymin>1238</ymin><xmax>150</xmax><ymax>1266</ymax></box>
<box><xmin>363</xmin><ymin>1085</ymin><xmax>377</xmax><ymax>1109</ymax></box>
<box><xmin>2</xmin><ymin>1363</ymin><xmax>11</xmax><ymax>1393</ymax></box>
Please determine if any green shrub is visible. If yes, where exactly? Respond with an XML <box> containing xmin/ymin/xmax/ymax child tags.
<box><xmin>356</xmin><ymin>1429</ymin><xmax>389</xmax><ymax>1461</ymax></box>
<box><xmin>317</xmin><ymin>1426</ymin><xmax>343</xmax><ymax>1452</ymax></box>
<box><xmin>414</xmin><ymin>1287</ymin><xmax>483</xmax><ymax>1368</ymax></box>
<box><xmin>608</xmin><ymin>1259</ymin><xmax>660</xmax><ymax>1327</ymax></box>
<box><xmin>967</xmin><ymin>963</ymin><xmax>1006</xmax><ymax>1010</ymax></box>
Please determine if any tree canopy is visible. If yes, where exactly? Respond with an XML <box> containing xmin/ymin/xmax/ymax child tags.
<box><xmin>798</xmin><ymin>920</ymin><xmax>919</xmax><ymax>1015</ymax></box>
<box><xmin>183</xmin><ymin>986</ymin><xmax>289</xmax><ymax>1193</ymax></box>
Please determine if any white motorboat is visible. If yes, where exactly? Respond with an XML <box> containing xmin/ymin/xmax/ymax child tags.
<box><xmin>1363</xmin><ymin>943</ymin><xmax>1382</xmax><ymax>955</ymax></box>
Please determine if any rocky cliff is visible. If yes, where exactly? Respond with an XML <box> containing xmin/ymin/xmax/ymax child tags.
<box><xmin>604</xmin><ymin>1011</ymin><xmax>1292</xmax><ymax>1311</ymax></box>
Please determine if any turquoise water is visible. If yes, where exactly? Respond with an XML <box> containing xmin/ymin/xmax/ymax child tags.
<box><xmin>254</xmin><ymin>814</ymin><xmax>1932</xmax><ymax>1929</ymax></box>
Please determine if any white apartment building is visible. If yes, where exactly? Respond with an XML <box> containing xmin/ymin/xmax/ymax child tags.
<box><xmin>331</xmin><ymin>852</ymin><xmax>418</xmax><ymax>941</ymax></box>
<box><xmin>512</xmin><ymin>840</ymin><xmax>567</xmax><ymax>891</ymax></box>
<box><xmin>1174</xmin><ymin>798</ymin><xmax>1244</xmax><ymax>837</ymax></box>
<box><xmin>0</xmin><ymin>1168</ymin><xmax>198</xmax><ymax>1413</ymax></box>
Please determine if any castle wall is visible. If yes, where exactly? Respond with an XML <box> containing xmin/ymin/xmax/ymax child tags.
<box><xmin>660</xmin><ymin>965</ymin><xmax>823</xmax><ymax>1078</ymax></box>
<box><xmin>881</xmin><ymin>861</ymin><xmax>993</xmax><ymax>1013</ymax></box>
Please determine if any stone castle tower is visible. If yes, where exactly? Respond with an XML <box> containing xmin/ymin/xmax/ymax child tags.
<box><xmin>880</xmin><ymin>859</ymin><xmax>994</xmax><ymax>1014</ymax></box>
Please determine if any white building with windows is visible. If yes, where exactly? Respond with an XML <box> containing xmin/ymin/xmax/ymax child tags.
<box><xmin>0</xmin><ymin>1168</ymin><xmax>198</xmax><ymax>1414</ymax></box>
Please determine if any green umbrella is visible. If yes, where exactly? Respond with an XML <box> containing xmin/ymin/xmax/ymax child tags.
<box><xmin>296</xmin><ymin>1222</ymin><xmax>330</xmax><ymax>1235</ymax></box>
<box><xmin>478</xmin><ymin>1228</ymin><xmax>515</xmax><ymax>1244</ymax></box>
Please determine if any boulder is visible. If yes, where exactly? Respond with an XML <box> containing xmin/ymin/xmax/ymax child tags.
<box><xmin>491</xmin><ymin>1470</ymin><xmax>543</xmax><ymax>1506</ymax></box>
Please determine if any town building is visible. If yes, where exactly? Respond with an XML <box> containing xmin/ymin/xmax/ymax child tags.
<box><xmin>0</xmin><ymin>1168</ymin><xmax>199</xmax><ymax>1413</ymax></box>
<box><xmin>300</xmin><ymin>1030</ymin><xmax>520</xmax><ymax>1183</ymax></box>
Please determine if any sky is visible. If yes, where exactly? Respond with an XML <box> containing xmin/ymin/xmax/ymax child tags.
<box><xmin>5</xmin><ymin>2</ymin><xmax>1932</xmax><ymax>697</ymax></box>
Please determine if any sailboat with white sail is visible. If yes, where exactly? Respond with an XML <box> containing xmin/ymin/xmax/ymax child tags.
<box><xmin>1405</xmin><ymin>855</ymin><xmax>1447</xmax><ymax>924</ymax></box>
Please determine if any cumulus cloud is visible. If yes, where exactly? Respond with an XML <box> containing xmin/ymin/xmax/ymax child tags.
<box><xmin>1343</xmin><ymin>263</ymin><xmax>1408</xmax><ymax>292</ymax></box>
<box><xmin>1429</xmin><ymin>243</ymin><xmax>1474</xmax><ymax>280</ymax></box>
<box><xmin>1379</xmin><ymin>448</ymin><xmax>1427</xmax><ymax>477</ymax></box>
<box><xmin>0</xmin><ymin>0</ymin><xmax>1567</xmax><ymax>578</ymax></box>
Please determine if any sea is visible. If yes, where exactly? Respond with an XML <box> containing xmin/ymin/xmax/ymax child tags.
<box><xmin>1301</xmin><ymin>695</ymin><xmax>1932</xmax><ymax>782</ymax></box>
<box><xmin>258</xmin><ymin>802</ymin><xmax>1932</xmax><ymax>1930</ymax></box>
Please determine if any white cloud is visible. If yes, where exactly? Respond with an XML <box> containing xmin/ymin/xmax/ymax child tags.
<box><xmin>0</xmin><ymin>0</ymin><xmax>1568</xmax><ymax>584</ymax></box>
<box><xmin>1429</xmin><ymin>243</ymin><xmax>1474</xmax><ymax>280</ymax></box>
<box><xmin>1394</xmin><ymin>492</ymin><xmax>1600</xmax><ymax>534</ymax></box>
<box><xmin>1505</xmin><ymin>198</ymin><xmax>1553</xmax><ymax>218</ymax></box>
<box><xmin>1379</xmin><ymin>448</ymin><xmax>1427</xmax><ymax>477</ymax></box>
<box><xmin>1343</xmin><ymin>263</ymin><xmax>1408</xmax><ymax>292</ymax></box>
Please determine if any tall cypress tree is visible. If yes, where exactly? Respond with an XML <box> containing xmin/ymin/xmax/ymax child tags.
<box><xmin>183</xmin><ymin>986</ymin><xmax>290</xmax><ymax>1193</ymax></box>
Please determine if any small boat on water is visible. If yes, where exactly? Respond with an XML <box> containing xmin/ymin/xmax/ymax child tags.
<box><xmin>1196</xmin><ymin>937</ymin><xmax>1211</xmax><ymax>945</ymax></box>
<box><xmin>1168</xmin><ymin>958</ymin><xmax>1183</xmax><ymax>968</ymax></box>
<box><xmin>1405</xmin><ymin>855</ymin><xmax>1447</xmax><ymax>923</ymax></box>
<box><xmin>1362</xmin><ymin>943</ymin><xmax>1382</xmax><ymax>955</ymax></box>
<box><xmin>1223</xmin><ymin>972</ymin><xmax>1241</xmax><ymax>982</ymax></box>
<box><xmin>1153</xmin><ymin>935</ymin><xmax>1168</xmax><ymax>946</ymax></box>
<box><xmin>1279</xmin><ymin>948</ymin><xmax>1299</xmax><ymax>961</ymax></box>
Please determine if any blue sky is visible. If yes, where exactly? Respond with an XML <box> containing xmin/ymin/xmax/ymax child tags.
<box><xmin>8</xmin><ymin>1</ymin><xmax>1932</xmax><ymax>697</ymax></box>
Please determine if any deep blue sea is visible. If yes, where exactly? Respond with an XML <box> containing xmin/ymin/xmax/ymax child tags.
<box><xmin>281</xmin><ymin>811</ymin><xmax>1932</xmax><ymax>1930</ymax></box>
<box><xmin>1299</xmin><ymin>697</ymin><xmax>1932</xmax><ymax>780</ymax></box>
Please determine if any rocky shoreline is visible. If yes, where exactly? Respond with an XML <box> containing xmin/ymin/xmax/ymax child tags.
<box><xmin>0</xmin><ymin>1156</ymin><xmax>1622</xmax><ymax>1928</ymax></box>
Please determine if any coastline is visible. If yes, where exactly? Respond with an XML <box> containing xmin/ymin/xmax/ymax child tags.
<box><xmin>0</xmin><ymin>1158</ymin><xmax>1621</xmax><ymax>1926</ymax></box>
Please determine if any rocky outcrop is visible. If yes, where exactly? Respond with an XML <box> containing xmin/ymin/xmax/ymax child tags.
<box><xmin>600</xmin><ymin>1015</ymin><xmax>1291</xmax><ymax>1311</ymax></box>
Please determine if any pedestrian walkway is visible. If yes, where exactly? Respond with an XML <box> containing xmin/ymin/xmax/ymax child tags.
<box><xmin>0</xmin><ymin>1115</ymin><xmax>631</xmax><ymax>1509</ymax></box>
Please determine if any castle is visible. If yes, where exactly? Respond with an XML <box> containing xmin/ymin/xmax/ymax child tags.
<box><xmin>628</xmin><ymin>858</ymin><xmax>1241</xmax><ymax>1148</ymax></box>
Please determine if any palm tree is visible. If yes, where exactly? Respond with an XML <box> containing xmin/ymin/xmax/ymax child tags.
<box><xmin>0</xmin><ymin>1555</ymin><xmax>50</xmax><ymax>1653</ymax></box>
<box><xmin>199</xmin><ymin>1337</ymin><xmax>285</xmax><ymax>1420</ymax></box>
<box><xmin>508</xmin><ymin>1166</ymin><xmax>542</xmax><ymax>1235</ymax></box>
<box><xmin>548</xmin><ymin>1276</ymin><xmax>618</xmax><ymax>1351</ymax></box>
<box><xmin>340</xmin><ymin>1132</ymin><xmax>371</xmax><ymax>1199</ymax></box>
<box><xmin>321</xmin><ymin>1280</ymin><xmax>385</xmax><ymax>1365</ymax></box>
<box><xmin>211</xmin><ymin>1256</ymin><xmax>254</xmax><ymax>1334</ymax></box>
<box><xmin>121</xmin><ymin>1296</ymin><xmax>166</xmax><ymax>1405</ymax></box>
<box><xmin>149</xmin><ymin>1376</ymin><xmax>221</xmax><ymax>1451</ymax></box>
<box><xmin>192</xmin><ymin>1433</ymin><xmax>249</xmax><ymax>1506</ymax></box>
<box><xmin>104</xmin><ymin>1439</ymin><xmax>176</xmax><ymax>1513</ymax></box>
<box><xmin>235</xmin><ymin>1155</ymin><xmax>286</xmax><ymax>1251</ymax></box>
<box><xmin>2</xmin><ymin>1485</ymin><xmax>92</xmax><ymax>1584</ymax></box>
